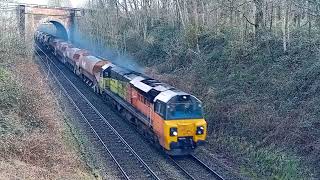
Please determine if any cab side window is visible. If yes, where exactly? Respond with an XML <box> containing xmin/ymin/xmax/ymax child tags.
<box><xmin>103</xmin><ymin>70</ymin><xmax>110</xmax><ymax>78</ymax></box>
<box><xmin>155</xmin><ymin>100</ymin><xmax>166</xmax><ymax>118</ymax></box>
<box><xmin>155</xmin><ymin>101</ymin><xmax>161</xmax><ymax>113</ymax></box>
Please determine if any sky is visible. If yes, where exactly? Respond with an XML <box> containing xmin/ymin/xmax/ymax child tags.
<box><xmin>18</xmin><ymin>0</ymin><xmax>86</xmax><ymax>7</ymax></box>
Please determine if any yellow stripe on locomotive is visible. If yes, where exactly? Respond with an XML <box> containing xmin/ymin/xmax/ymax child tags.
<box><xmin>163</xmin><ymin>119</ymin><xmax>207</xmax><ymax>150</ymax></box>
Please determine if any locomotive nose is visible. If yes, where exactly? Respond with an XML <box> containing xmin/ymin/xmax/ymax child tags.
<box><xmin>177</xmin><ymin>123</ymin><xmax>195</xmax><ymax>137</ymax></box>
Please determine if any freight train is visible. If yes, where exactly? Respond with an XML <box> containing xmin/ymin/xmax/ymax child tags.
<box><xmin>34</xmin><ymin>31</ymin><xmax>207</xmax><ymax>156</ymax></box>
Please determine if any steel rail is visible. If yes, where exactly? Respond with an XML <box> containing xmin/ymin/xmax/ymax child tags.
<box><xmin>167</xmin><ymin>156</ymin><xmax>196</xmax><ymax>180</ymax></box>
<box><xmin>34</xmin><ymin>44</ymin><xmax>160</xmax><ymax>180</ymax></box>
<box><xmin>169</xmin><ymin>155</ymin><xmax>225</xmax><ymax>180</ymax></box>
<box><xmin>190</xmin><ymin>155</ymin><xmax>225</xmax><ymax>180</ymax></box>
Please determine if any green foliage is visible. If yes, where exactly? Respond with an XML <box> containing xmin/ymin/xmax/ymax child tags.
<box><xmin>185</xmin><ymin>25</ymin><xmax>198</xmax><ymax>48</ymax></box>
<box><xmin>0</xmin><ymin>67</ymin><xmax>8</xmax><ymax>81</ymax></box>
<box><xmin>210</xmin><ymin>135</ymin><xmax>309</xmax><ymax>179</ymax></box>
<box><xmin>0</xmin><ymin>67</ymin><xmax>20</xmax><ymax>111</ymax></box>
<box><xmin>0</xmin><ymin>67</ymin><xmax>22</xmax><ymax>136</ymax></box>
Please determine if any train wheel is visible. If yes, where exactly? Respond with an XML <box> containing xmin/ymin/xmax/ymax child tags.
<box><xmin>77</xmin><ymin>68</ymin><xmax>82</xmax><ymax>76</ymax></box>
<box><xmin>136</xmin><ymin>121</ymin><xmax>144</xmax><ymax>135</ymax></box>
<box><xmin>111</xmin><ymin>100</ymin><xmax>117</xmax><ymax>109</ymax></box>
<box><xmin>120</xmin><ymin>109</ymin><xmax>126</xmax><ymax>119</ymax></box>
<box><xmin>96</xmin><ymin>86</ymin><xmax>99</xmax><ymax>94</ymax></box>
<box><xmin>153</xmin><ymin>136</ymin><xmax>161</xmax><ymax>148</ymax></box>
<box><xmin>116</xmin><ymin>103</ymin><xmax>122</xmax><ymax>112</ymax></box>
<box><xmin>92</xmin><ymin>84</ymin><xmax>96</xmax><ymax>93</ymax></box>
<box><xmin>93</xmin><ymin>85</ymin><xmax>99</xmax><ymax>94</ymax></box>
<box><xmin>124</xmin><ymin>111</ymin><xmax>134</xmax><ymax>124</ymax></box>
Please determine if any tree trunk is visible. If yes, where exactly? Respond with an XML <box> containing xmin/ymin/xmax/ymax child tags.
<box><xmin>201</xmin><ymin>0</ymin><xmax>206</xmax><ymax>28</ymax></box>
<box><xmin>176</xmin><ymin>0</ymin><xmax>185</xmax><ymax>30</ymax></box>
<box><xmin>253</xmin><ymin>0</ymin><xmax>264</xmax><ymax>40</ymax></box>
<box><xmin>286</xmin><ymin>1</ymin><xmax>291</xmax><ymax>50</ymax></box>
<box><xmin>269</xmin><ymin>2</ymin><xmax>273</xmax><ymax>32</ymax></box>
<box><xmin>192</xmin><ymin>0</ymin><xmax>200</xmax><ymax>52</ymax></box>
<box><xmin>308</xmin><ymin>0</ymin><xmax>312</xmax><ymax>39</ymax></box>
<box><xmin>282</xmin><ymin>0</ymin><xmax>288</xmax><ymax>52</ymax></box>
<box><xmin>183</xmin><ymin>0</ymin><xmax>189</xmax><ymax>26</ymax></box>
<box><xmin>123</xmin><ymin>0</ymin><xmax>128</xmax><ymax>17</ymax></box>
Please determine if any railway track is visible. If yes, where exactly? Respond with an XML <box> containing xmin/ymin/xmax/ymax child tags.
<box><xmin>35</xmin><ymin>46</ymin><xmax>160</xmax><ymax>180</ymax></box>
<box><xmin>170</xmin><ymin>155</ymin><xmax>224</xmax><ymax>180</ymax></box>
<box><xmin>34</xmin><ymin>44</ymin><xmax>225</xmax><ymax>180</ymax></box>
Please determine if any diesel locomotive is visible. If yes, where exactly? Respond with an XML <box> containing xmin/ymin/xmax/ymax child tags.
<box><xmin>34</xmin><ymin>31</ymin><xmax>207</xmax><ymax>156</ymax></box>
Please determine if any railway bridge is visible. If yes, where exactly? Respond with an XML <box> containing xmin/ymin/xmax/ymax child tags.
<box><xmin>17</xmin><ymin>4</ymin><xmax>82</xmax><ymax>41</ymax></box>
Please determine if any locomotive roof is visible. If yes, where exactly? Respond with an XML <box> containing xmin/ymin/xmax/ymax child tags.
<box><xmin>141</xmin><ymin>78</ymin><xmax>161</xmax><ymax>87</ymax></box>
<box><xmin>70</xmin><ymin>47</ymin><xmax>81</xmax><ymax>51</ymax></box>
<box><xmin>84</xmin><ymin>55</ymin><xmax>102</xmax><ymax>62</ymax></box>
<box><xmin>130</xmin><ymin>75</ymin><xmax>178</xmax><ymax>101</ymax></box>
<box><xmin>58</xmin><ymin>42</ymin><xmax>69</xmax><ymax>46</ymax></box>
<box><xmin>53</xmin><ymin>39</ymin><xmax>63</xmax><ymax>43</ymax></box>
<box><xmin>101</xmin><ymin>63</ymin><xmax>114</xmax><ymax>70</ymax></box>
<box><xmin>130</xmin><ymin>76</ymin><xmax>152</xmax><ymax>92</ymax></box>
<box><xmin>111</xmin><ymin>66</ymin><xmax>132</xmax><ymax>75</ymax></box>
<box><xmin>153</xmin><ymin>89</ymin><xmax>189</xmax><ymax>103</ymax></box>
<box><xmin>141</xmin><ymin>78</ymin><xmax>173</xmax><ymax>91</ymax></box>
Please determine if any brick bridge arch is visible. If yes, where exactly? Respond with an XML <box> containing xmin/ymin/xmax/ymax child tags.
<box><xmin>17</xmin><ymin>5</ymin><xmax>81</xmax><ymax>41</ymax></box>
<box><xmin>38</xmin><ymin>18</ymin><xmax>69</xmax><ymax>40</ymax></box>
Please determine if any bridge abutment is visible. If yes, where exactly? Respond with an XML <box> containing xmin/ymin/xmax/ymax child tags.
<box><xmin>17</xmin><ymin>5</ymin><xmax>26</xmax><ymax>40</ymax></box>
<box><xmin>70</xmin><ymin>9</ymin><xmax>76</xmax><ymax>43</ymax></box>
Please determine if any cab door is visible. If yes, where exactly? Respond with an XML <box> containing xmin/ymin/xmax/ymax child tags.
<box><xmin>131</xmin><ymin>88</ymin><xmax>138</xmax><ymax>107</ymax></box>
<box><xmin>152</xmin><ymin>100</ymin><xmax>166</xmax><ymax>147</ymax></box>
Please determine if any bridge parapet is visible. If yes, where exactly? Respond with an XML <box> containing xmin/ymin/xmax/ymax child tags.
<box><xmin>17</xmin><ymin>4</ymin><xmax>80</xmax><ymax>42</ymax></box>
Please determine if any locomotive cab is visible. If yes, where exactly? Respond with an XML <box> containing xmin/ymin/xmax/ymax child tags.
<box><xmin>154</xmin><ymin>91</ymin><xmax>207</xmax><ymax>156</ymax></box>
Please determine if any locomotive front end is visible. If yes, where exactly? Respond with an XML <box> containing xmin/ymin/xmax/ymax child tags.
<box><xmin>155</xmin><ymin>92</ymin><xmax>207</xmax><ymax>156</ymax></box>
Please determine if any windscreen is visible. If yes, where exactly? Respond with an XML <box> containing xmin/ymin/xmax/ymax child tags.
<box><xmin>166</xmin><ymin>95</ymin><xmax>203</xmax><ymax>120</ymax></box>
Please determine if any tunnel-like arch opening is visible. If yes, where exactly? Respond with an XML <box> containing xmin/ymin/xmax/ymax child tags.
<box><xmin>37</xmin><ymin>20</ymin><xmax>68</xmax><ymax>40</ymax></box>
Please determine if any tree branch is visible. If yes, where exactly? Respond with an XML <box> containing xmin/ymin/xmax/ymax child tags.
<box><xmin>242</xmin><ymin>13</ymin><xmax>256</xmax><ymax>26</ymax></box>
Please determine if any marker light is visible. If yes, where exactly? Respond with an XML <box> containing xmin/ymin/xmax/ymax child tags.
<box><xmin>196</xmin><ymin>126</ymin><xmax>204</xmax><ymax>135</ymax></box>
<box><xmin>170</xmin><ymin>127</ymin><xmax>178</xmax><ymax>136</ymax></box>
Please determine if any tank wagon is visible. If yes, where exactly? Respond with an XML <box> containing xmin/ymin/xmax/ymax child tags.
<box><xmin>35</xmin><ymin>31</ymin><xmax>207</xmax><ymax>156</ymax></box>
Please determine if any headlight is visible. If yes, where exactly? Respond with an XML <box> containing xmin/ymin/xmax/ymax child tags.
<box><xmin>196</xmin><ymin>126</ymin><xmax>204</xmax><ymax>135</ymax></box>
<box><xmin>170</xmin><ymin>127</ymin><xmax>178</xmax><ymax>136</ymax></box>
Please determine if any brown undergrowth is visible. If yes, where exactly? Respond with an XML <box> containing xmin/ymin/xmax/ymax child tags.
<box><xmin>0</xmin><ymin>55</ymin><xmax>95</xmax><ymax>179</ymax></box>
